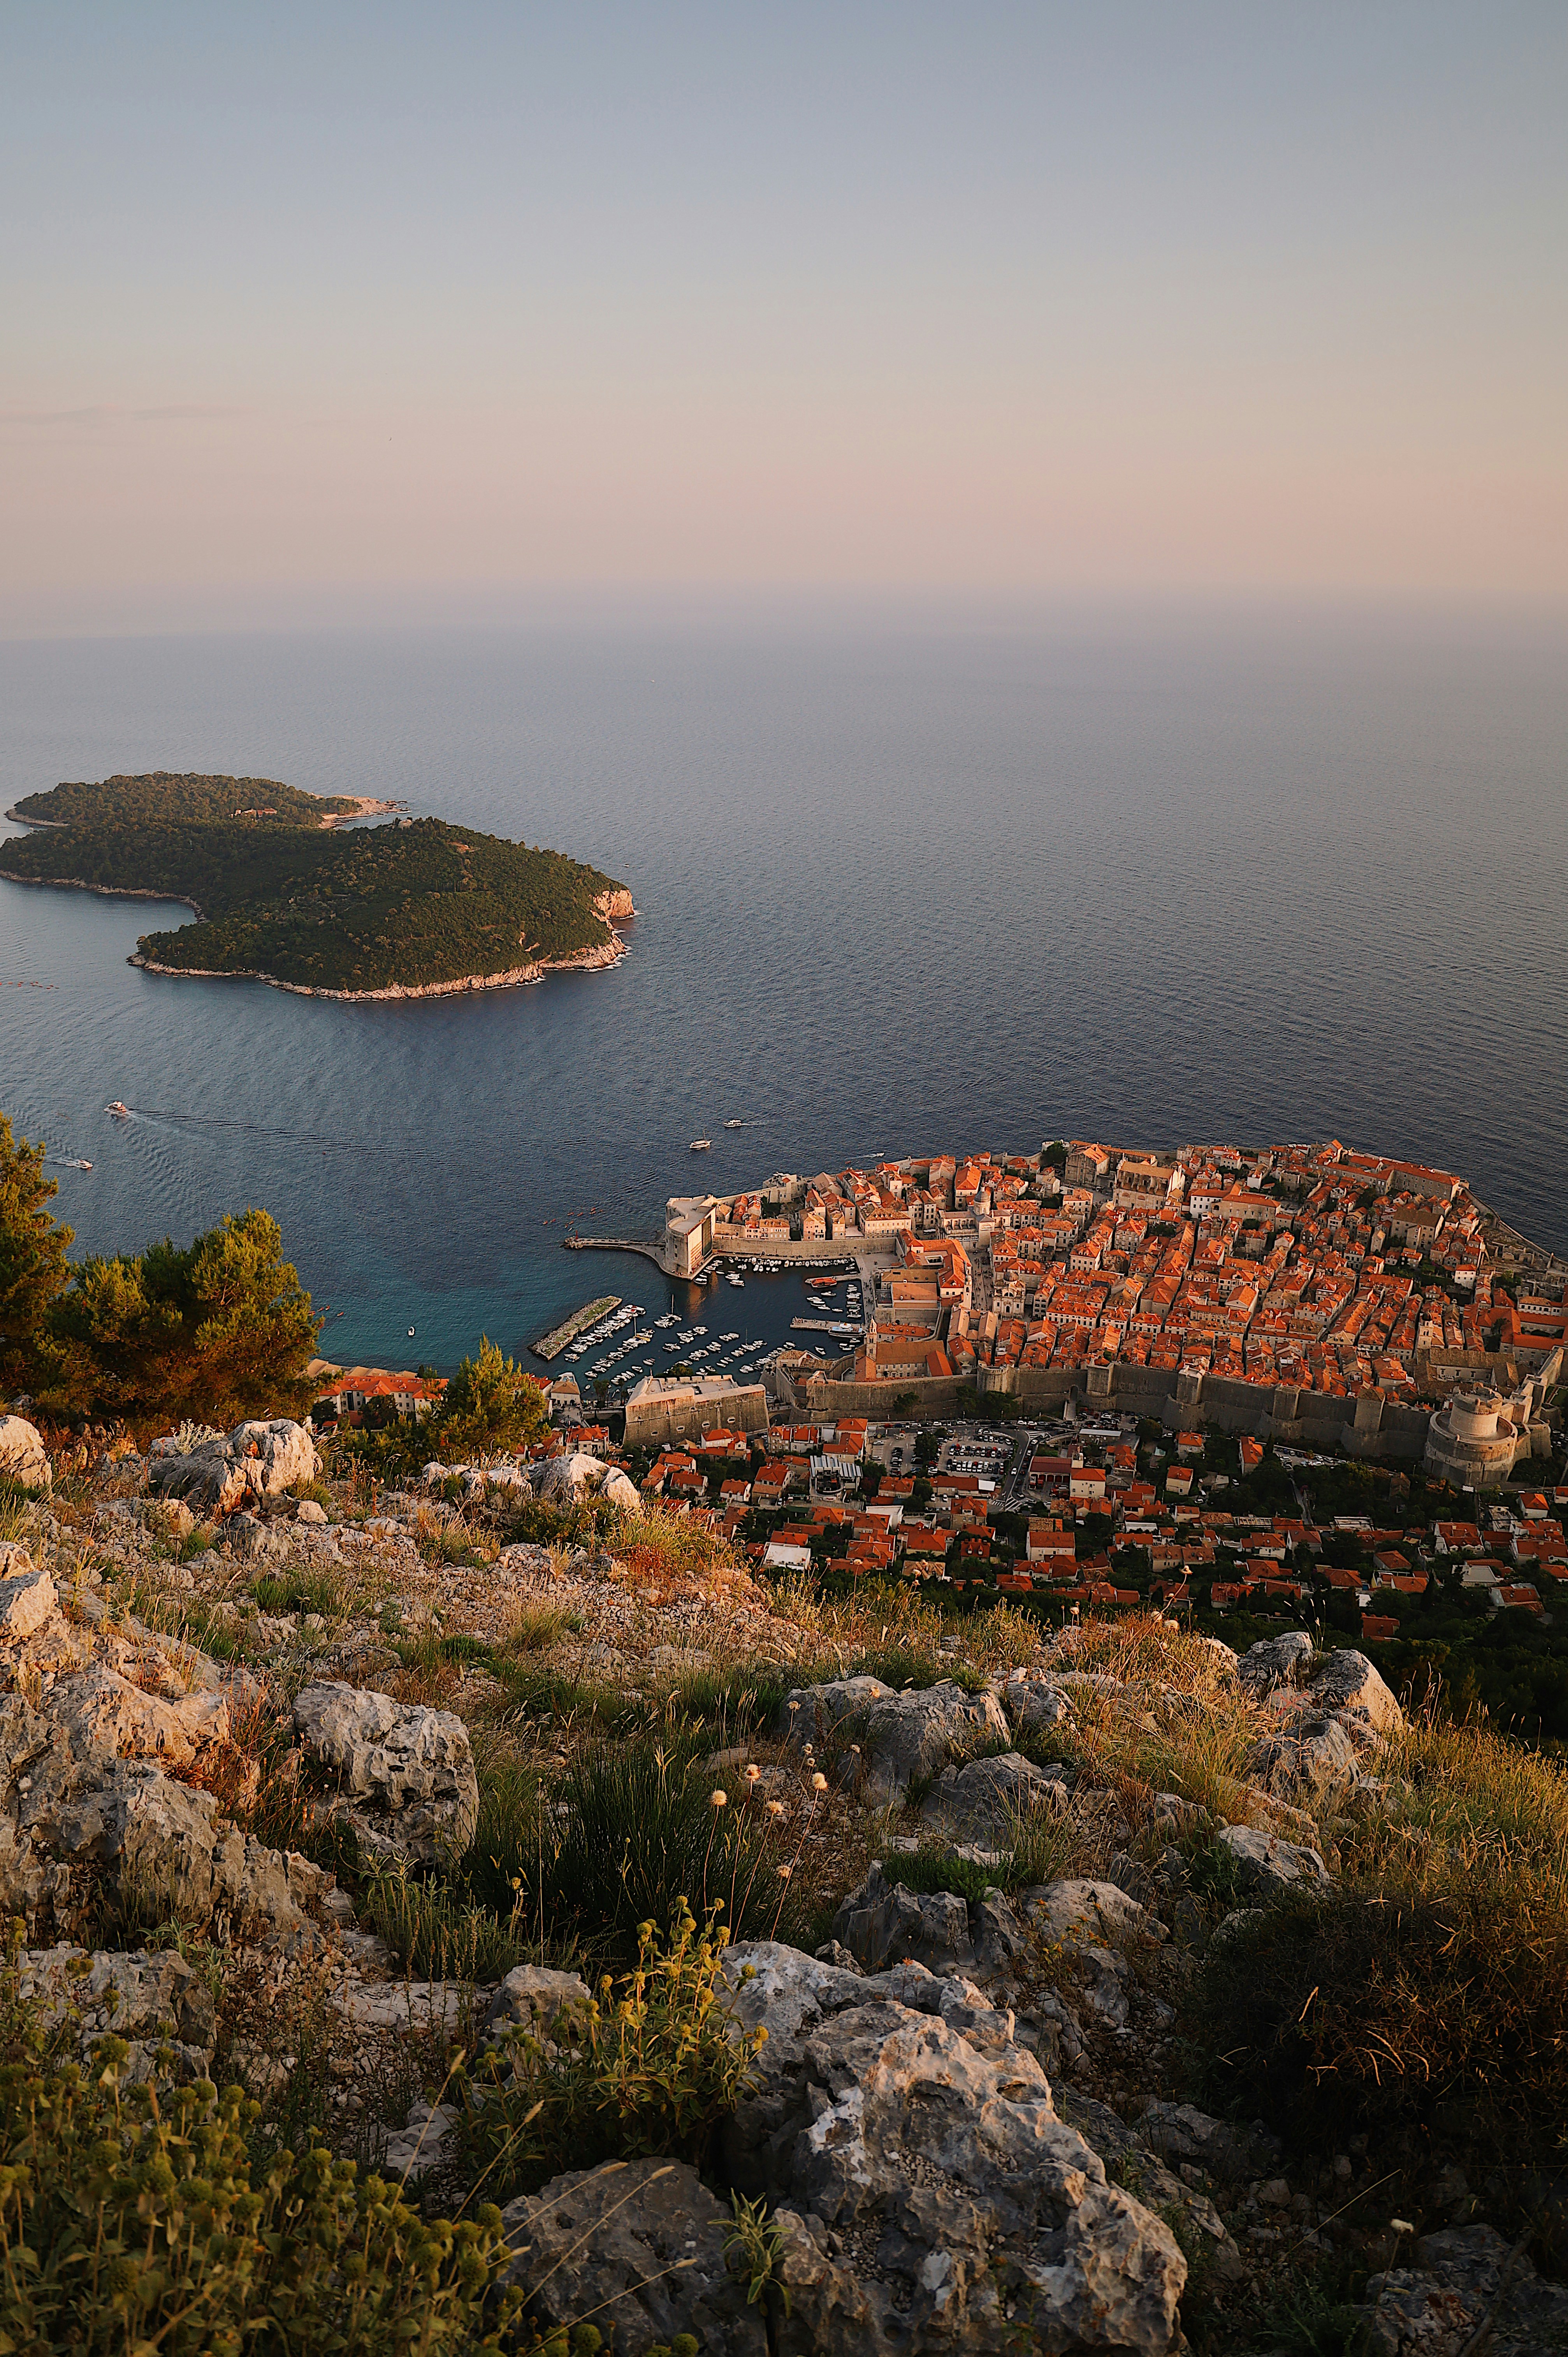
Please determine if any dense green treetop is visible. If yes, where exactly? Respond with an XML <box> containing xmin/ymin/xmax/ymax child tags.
<box><xmin>0</xmin><ymin>773</ymin><xmax>629</xmax><ymax>994</ymax></box>
<box><xmin>0</xmin><ymin>1115</ymin><xmax>74</xmax><ymax>1396</ymax></box>
<box><xmin>49</xmin><ymin>1208</ymin><xmax>322</xmax><ymax>1426</ymax></box>
<box><xmin>11</xmin><ymin>771</ymin><xmax>362</xmax><ymax>827</ymax></box>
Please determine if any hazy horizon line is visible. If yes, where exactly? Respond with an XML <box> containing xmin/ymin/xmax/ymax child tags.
<box><xmin>5</xmin><ymin>579</ymin><xmax>1568</xmax><ymax>650</ymax></box>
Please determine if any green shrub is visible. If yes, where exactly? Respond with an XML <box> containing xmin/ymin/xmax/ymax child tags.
<box><xmin>501</xmin><ymin>1600</ymin><xmax>578</xmax><ymax>1654</ymax></box>
<box><xmin>460</xmin><ymin>1747</ymin><xmax>546</xmax><ymax>1922</ymax></box>
<box><xmin>1185</xmin><ymin>1832</ymin><xmax>1250</xmax><ymax>1913</ymax></box>
<box><xmin>881</xmin><ymin>1845</ymin><xmax>1000</xmax><ymax>1903</ymax></box>
<box><xmin>46</xmin><ymin>1207</ymin><xmax>321</xmax><ymax>1428</ymax></box>
<box><xmin>0</xmin><ymin>2037</ymin><xmax>520</xmax><ymax>2353</ymax></box>
<box><xmin>453</xmin><ymin>1902</ymin><xmax>764</xmax><ymax>2201</ymax></box>
<box><xmin>1189</xmin><ymin>1873</ymin><xmax>1568</xmax><ymax>2177</ymax></box>
<box><xmin>415</xmin><ymin>1505</ymin><xmax>480</xmax><ymax>1567</ymax></box>
<box><xmin>1192</xmin><ymin>1718</ymin><xmax>1568</xmax><ymax>2185</ymax></box>
<box><xmin>544</xmin><ymin>1729</ymin><xmax>804</xmax><ymax>1964</ymax></box>
<box><xmin>1259</xmin><ymin>2264</ymin><xmax>1375</xmax><ymax>2357</ymax></box>
<box><xmin>659</xmin><ymin>1663</ymin><xmax>793</xmax><ymax>1733</ymax></box>
<box><xmin>0</xmin><ymin>1112</ymin><xmax>74</xmax><ymax>1399</ymax></box>
<box><xmin>360</xmin><ymin>1864</ymin><xmax>536</xmax><ymax>1985</ymax></box>
<box><xmin>500</xmin><ymin>1495</ymin><xmax>613</xmax><ymax>1550</ymax></box>
<box><xmin>252</xmin><ymin>1565</ymin><xmax>345</xmax><ymax>1619</ymax></box>
<box><xmin>433</xmin><ymin>1338</ymin><xmax>548</xmax><ymax>1459</ymax></box>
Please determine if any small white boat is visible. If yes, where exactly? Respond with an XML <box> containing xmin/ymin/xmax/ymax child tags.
<box><xmin>727</xmin><ymin>1274</ymin><xmax>745</xmax><ymax>1287</ymax></box>
<box><xmin>724</xmin><ymin>1119</ymin><xmax>744</xmax><ymax>1130</ymax></box>
<box><xmin>106</xmin><ymin>1101</ymin><xmax>130</xmax><ymax>1119</ymax></box>
<box><xmin>689</xmin><ymin>1138</ymin><xmax>711</xmax><ymax>1152</ymax></box>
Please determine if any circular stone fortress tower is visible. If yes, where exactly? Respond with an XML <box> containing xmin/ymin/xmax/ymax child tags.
<box><xmin>1423</xmin><ymin>1385</ymin><xmax>1540</xmax><ymax>1488</ymax></box>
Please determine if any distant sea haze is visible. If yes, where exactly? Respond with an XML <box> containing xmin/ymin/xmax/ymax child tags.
<box><xmin>2</xmin><ymin>610</ymin><xmax>1564</xmax><ymax>1373</ymax></box>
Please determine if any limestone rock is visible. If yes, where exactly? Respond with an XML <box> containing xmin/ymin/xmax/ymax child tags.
<box><xmin>0</xmin><ymin>1565</ymin><xmax>57</xmax><ymax>1641</ymax></box>
<box><xmin>536</xmin><ymin>1451</ymin><xmax>638</xmax><ymax>1514</ymax></box>
<box><xmin>484</xmin><ymin>1962</ymin><xmax>592</xmax><ymax>2041</ymax></box>
<box><xmin>1139</xmin><ymin>2099</ymin><xmax>1278</xmax><ymax>2184</ymax></box>
<box><xmin>1058</xmin><ymin>2095</ymin><xmax>1248</xmax><ymax>2278</ymax></box>
<box><xmin>833</xmin><ymin>1862</ymin><xmax>975</xmax><ymax>1975</ymax></box>
<box><xmin>150</xmin><ymin>1418</ymin><xmax>319</xmax><ymax>1519</ymax></box>
<box><xmin>137</xmin><ymin>1496</ymin><xmax>197</xmax><ymax>1540</ymax></box>
<box><xmin>1249</xmin><ymin>1710</ymin><xmax>1361</xmax><ymax>1800</ymax></box>
<box><xmin>1191</xmin><ymin>1635</ymin><xmax>1240</xmax><ymax>1681</ymax></box>
<box><xmin>782</xmin><ymin>1677</ymin><xmax>1010</xmax><ymax>1801</ymax></box>
<box><xmin>1308</xmin><ymin>1646</ymin><xmax>1403</xmax><ymax>1737</ymax></box>
<box><xmin>383</xmin><ymin>2098</ymin><xmax>460</xmax><ymax>2184</ymax></box>
<box><xmin>30</xmin><ymin>1753</ymin><xmax>316</xmax><ymax>1940</ymax></box>
<box><xmin>921</xmin><ymin>1750</ymin><xmax>1069</xmax><ymax>1840</ymax></box>
<box><xmin>18</xmin><ymin>1942</ymin><xmax>217</xmax><ymax>2078</ymax></box>
<box><xmin>1216</xmin><ymin>1822</ymin><xmax>1329</xmax><ymax>1894</ymax></box>
<box><xmin>501</xmin><ymin>2158</ymin><xmax>767</xmax><ymax>2357</ymax></box>
<box><xmin>292</xmin><ymin>1680</ymin><xmax>479</xmax><ymax>1868</ymax></box>
<box><xmin>332</xmin><ymin>1972</ymin><xmax>471</xmax><ymax>2040</ymax></box>
<box><xmin>1236</xmin><ymin>1632</ymin><xmax>1315</xmax><ymax>1696</ymax></box>
<box><xmin>719</xmin><ymin>1940</ymin><xmax>1186</xmax><ymax>2354</ymax></box>
<box><xmin>1362</xmin><ymin>2223</ymin><xmax>1568</xmax><ymax>2356</ymax></box>
<box><xmin>294</xmin><ymin>1498</ymin><xmax>328</xmax><ymax>1526</ymax></box>
<box><xmin>1000</xmin><ymin>1667</ymin><xmax>1071</xmax><ymax>1736</ymax></box>
<box><xmin>47</xmin><ymin>1665</ymin><xmax>231</xmax><ymax>1769</ymax></box>
<box><xmin>425</xmin><ymin>1458</ymin><xmax>533</xmax><ymax>1502</ymax></box>
<box><xmin>228</xmin><ymin>1513</ymin><xmax>287</xmax><ymax>1565</ymax></box>
<box><xmin>0</xmin><ymin>1416</ymin><xmax>50</xmax><ymax>1494</ymax></box>
<box><xmin>1024</xmin><ymin>1878</ymin><xmax>1152</xmax><ymax>1947</ymax></box>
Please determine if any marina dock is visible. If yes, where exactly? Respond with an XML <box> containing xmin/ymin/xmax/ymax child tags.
<box><xmin>530</xmin><ymin>1294</ymin><xmax>621</xmax><ymax>1361</ymax></box>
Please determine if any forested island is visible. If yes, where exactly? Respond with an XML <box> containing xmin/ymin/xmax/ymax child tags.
<box><xmin>1</xmin><ymin>771</ymin><xmax>634</xmax><ymax>998</ymax></box>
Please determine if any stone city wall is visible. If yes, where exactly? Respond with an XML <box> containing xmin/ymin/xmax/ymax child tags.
<box><xmin>623</xmin><ymin>1384</ymin><xmax>770</xmax><ymax>1450</ymax></box>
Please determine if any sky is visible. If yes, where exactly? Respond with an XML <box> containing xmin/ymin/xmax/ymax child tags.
<box><xmin>2</xmin><ymin>2</ymin><xmax>1566</xmax><ymax>632</ymax></box>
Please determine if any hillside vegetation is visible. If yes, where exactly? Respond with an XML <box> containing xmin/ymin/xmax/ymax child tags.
<box><xmin>1</xmin><ymin>773</ymin><xmax>629</xmax><ymax>994</ymax></box>
<box><xmin>11</xmin><ymin>769</ymin><xmax>363</xmax><ymax>827</ymax></box>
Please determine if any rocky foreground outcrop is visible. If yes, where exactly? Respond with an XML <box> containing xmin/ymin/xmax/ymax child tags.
<box><xmin>0</xmin><ymin>1541</ymin><xmax>478</xmax><ymax>1942</ymax></box>
<box><xmin>149</xmin><ymin>1416</ymin><xmax>322</xmax><ymax>1517</ymax></box>
<box><xmin>11</xmin><ymin>1423</ymin><xmax>1556</xmax><ymax>2353</ymax></box>
<box><xmin>0</xmin><ymin>1414</ymin><xmax>51</xmax><ymax>1495</ymax></box>
<box><xmin>502</xmin><ymin>1943</ymin><xmax>1189</xmax><ymax>2357</ymax></box>
<box><xmin>293</xmin><ymin>1679</ymin><xmax>480</xmax><ymax>1868</ymax></box>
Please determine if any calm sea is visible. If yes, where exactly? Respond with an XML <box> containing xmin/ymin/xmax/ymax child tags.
<box><xmin>2</xmin><ymin>611</ymin><xmax>1565</xmax><ymax>1374</ymax></box>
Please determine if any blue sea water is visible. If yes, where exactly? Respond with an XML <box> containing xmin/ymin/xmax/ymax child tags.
<box><xmin>2</xmin><ymin>611</ymin><xmax>1565</xmax><ymax>1373</ymax></box>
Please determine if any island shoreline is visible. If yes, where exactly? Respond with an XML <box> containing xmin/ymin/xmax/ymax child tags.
<box><xmin>0</xmin><ymin>869</ymin><xmax>637</xmax><ymax>1002</ymax></box>
<box><xmin>1</xmin><ymin>780</ymin><xmax>636</xmax><ymax>1000</ymax></box>
<box><xmin>3</xmin><ymin>794</ymin><xmax>401</xmax><ymax>833</ymax></box>
<box><xmin>127</xmin><ymin>926</ymin><xmax>630</xmax><ymax>1002</ymax></box>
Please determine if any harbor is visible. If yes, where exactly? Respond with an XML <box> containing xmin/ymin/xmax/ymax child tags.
<box><xmin>529</xmin><ymin>1294</ymin><xmax>621</xmax><ymax>1361</ymax></box>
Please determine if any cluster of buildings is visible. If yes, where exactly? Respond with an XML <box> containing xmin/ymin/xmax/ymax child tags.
<box><xmin>668</xmin><ymin>1139</ymin><xmax>1568</xmax><ymax>1427</ymax></box>
<box><xmin>593</xmin><ymin>1402</ymin><xmax>1568</xmax><ymax>1633</ymax></box>
<box><xmin>311</xmin><ymin>1364</ymin><xmax>447</xmax><ymax>1424</ymax></box>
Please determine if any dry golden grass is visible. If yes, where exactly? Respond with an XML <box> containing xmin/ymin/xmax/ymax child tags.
<box><xmin>1020</xmin><ymin>1614</ymin><xmax>1268</xmax><ymax>1836</ymax></box>
<box><xmin>604</xmin><ymin>1505</ymin><xmax>759</xmax><ymax>1603</ymax></box>
<box><xmin>1187</xmin><ymin>1705</ymin><xmax>1568</xmax><ymax>2215</ymax></box>
<box><xmin>1342</xmin><ymin>1707</ymin><xmax>1568</xmax><ymax>1904</ymax></box>
<box><xmin>414</xmin><ymin>1501</ymin><xmax>494</xmax><ymax>1567</ymax></box>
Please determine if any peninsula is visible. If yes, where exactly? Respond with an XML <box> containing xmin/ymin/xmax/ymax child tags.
<box><xmin>0</xmin><ymin>771</ymin><xmax>634</xmax><ymax>999</ymax></box>
<box><xmin>638</xmin><ymin>1135</ymin><xmax>1567</xmax><ymax>1459</ymax></box>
